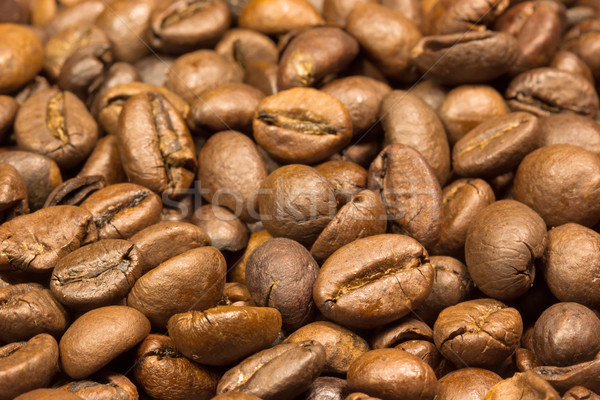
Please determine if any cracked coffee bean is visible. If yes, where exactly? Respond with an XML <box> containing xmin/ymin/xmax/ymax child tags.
<box><xmin>58</xmin><ymin>369</ymin><xmax>138</xmax><ymax>400</ymax></box>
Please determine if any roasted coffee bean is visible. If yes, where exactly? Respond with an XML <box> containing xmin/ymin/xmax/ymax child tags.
<box><xmin>537</xmin><ymin>114</ymin><xmax>600</xmax><ymax>156</ymax></box>
<box><xmin>506</xmin><ymin>68</ymin><xmax>599</xmax><ymax>117</ymax></box>
<box><xmin>513</xmin><ymin>144</ymin><xmax>600</xmax><ymax>227</ymax></box>
<box><xmin>563</xmin><ymin>18</ymin><xmax>600</xmax><ymax>81</ymax></box>
<box><xmin>433</xmin><ymin>298</ymin><xmax>523</xmax><ymax>368</ymax></box>
<box><xmin>431</xmin><ymin>178</ymin><xmax>495</xmax><ymax>258</ymax></box>
<box><xmin>347</xmin><ymin>348</ymin><xmax>438</xmax><ymax>400</ymax></box>
<box><xmin>243</xmin><ymin>61</ymin><xmax>279</xmax><ymax>95</ymax></box>
<box><xmin>0</xmin><ymin>151</ymin><xmax>61</xmax><ymax>211</ymax></box>
<box><xmin>78</xmin><ymin>136</ymin><xmax>125</xmax><ymax>185</ymax></box>
<box><xmin>0</xmin><ymin>0</ymin><xmax>29</xmax><ymax>24</ymax></box>
<box><xmin>550</xmin><ymin>50</ymin><xmax>595</xmax><ymax>84</ymax></box>
<box><xmin>0</xmin><ymin>283</ymin><xmax>68</xmax><ymax>342</ymax></box>
<box><xmin>313</xmin><ymin>234</ymin><xmax>434</xmax><ymax>329</ymax></box>
<box><xmin>165</xmin><ymin>49</ymin><xmax>243</xmax><ymax>104</ymax></box>
<box><xmin>368</xmin><ymin>144</ymin><xmax>443</xmax><ymax>249</ymax></box>
<box><xmin>314</xmin><ymin>160</ymin><xmax>368</xmax><ymax>205</ymax></box>
<box><xmin>452</xmin><ymin>112</ymin><xmax>539</xmax><ymax>178</ymax></box>
<box><xmin>301</xmin><ymin>377</ymin><xmax>349</xmax><ymax>400</ymax></box>
<box><xmin>216</xmin><ymin>341</ymin><xmax>326</xmax><ymax>399</ymax></box>
<box><xmin>409</xmin><ymin>79</ymin><xmax>447</xmax><ymax>112</ymax></box>
<box><xmin>13</xmin><ymin>388</ymin><xmax>83</xmax><ymax>400</ymax></box>
<box><xmin>0</xmin><ymin>24</ymin><xmax>43</xmax><ymax>94</ymax></box>
<box><xmin>229</xmin><ymin>230</ymin><xmax>272</xmax><ymax>284</ymax></box>
<box><xmin>284</xmin><ymin>321</ymin><xmax>369</xmax><ymax>375</ymax></box>
<box><xmin>191</xmin><ymin>205</ymin><xmax>249</xmax><ymax>251</ymax></box>
<box><xmin>370</xmin><ymin>317</ymin><xmax>433</xmax><ymax>349</ymax></box>
<box><xmin>258</xmin><ymin>164</ymin><xmax>336</xmax><ymax>246</ymax></box>
<box><xmin>118</xmin><ymin>91</ymin><xmax>196</xmax><ymax>199</ymax></box>
<box><xmin>59</xmin><ymin>305</ymin><xmax>150</xmax><ymax>379</ymax></box>
<box><xmin>484</xmin><ymin>371</ymin><xmax>561</xmax><ymax>400</ymax></box>
<box><xmin>59</xmin><ymin>370</ymin><xmax>138</xmax><ymax>400</ymax></box>
<box><xmin>532</xmin><ymin>302</ymin><xmax>600</xmax><ymax>367</ymax></box>
<box><xmin>331</xmin><ymin>140</ymin><xmax>381</xmax><ymax>170</ymax></box>
<box><xmin>88</xmin><ymin>62</ymin><xmax>141</xmax><ymax>117</ymax></box>
<box><xmin>57</xmin><ymin>44</ymin><xmax>113</xmax><ymax>102</ymax></box>
<box><xmin>44</xmin><ymin>0</ymin><xmax>106</xmax><ymax>40</ymax></box>
<box><xmin>128</xmin><ymin>246</ymin><xmax>226</xmax><ymax>328</ymax></box>
<box><xmin>0</xmin><ymin>205</ymin><xmax>96</xmax><ymax>273</ymax></box>
<box><xmin>465</xmin><ymin>200</ymin><xmax>546</xmax><ymax>300</ymax></box>
<box><xmin>532</xmin><ymin>358</ymin><xmax>600</xmax><ymax>394</ymax></box>
<box><xmin>562</xmin><ymin>386</ymin><xmax>600</xmax><ymax>400</ymax></box>
<box><xmin>199</xmin><ymin>130</ymin><xmax>267</xmax><ymax>222</ymax></box>
<box><xmin>212</xmin><ymin>394</ymin><xmax>263</xmax><ymax>400</ymax></box>
<box><xmin>542</xmin><ymin>223</ymin><xmax>600</xmax><ymax>308</ymax></box>
<box><xmin>380</xmin><ymin>91</ymin><xmax>450</xmax><ymax>185</ymax></box>
<box><xmin>346</xmin><ymin>3</ymin><xmax>421</xmax><ymax>81</ymax></box>
<box><xmin>148</xmin><ymin>0</ymin><xmax>230</xmax><ymax>54</ymax></box>
<box><xmin>439</xmin><ymin>85</ymin><xmax>509</xmax><ymax>145</ymax></box>
<box><xmin>168</xmin><ymin>306</ymin><xmax>282</xmax><ymax>366</ymax></box>
<box><xmin>80</xmin><ymin>183</ymin><xmax>162</xmax><ymax>239</ymax></box>
<box><xmin>221</xmin><ymin>282</ymin><xmax>255</xmax><ymax>306</ymax></box>
<box><xmin>50</xmin><ymin>239</ymin><xmax>143</xmax><ymax>310</ymax></box>
<box><xmin>134</xmin><ymin>334</ymin><xmax>218</xmax><ymax>400</ymax></box>
<box><xmin>424</xmin><ymin>0</ymin><xmax>509</xmax><ymax>35</ymax></box>
<box><xmin>396</xmin><ymin>340</ymin><xmax>450</xmax><ymax>378</ymax></box>
<box><xmin>412</xmin><ymin>31</ymin><xmax>519</xmax><ymax>85</ymax></box>
<box><xmin>253</xmin><ymin>88</ymin><xmax>353</xmax><ymax>164</ymax></box>
<box><xmin>310</xmin><ymin>190</ymin><xmax>387</xmax><ymax>263</ymax></box>
<box><xmin>215</xmin><ymin>27</ymin><xmax>278</xmax><ymax>67</ymax></box>
<box><xmin>238</xmin><ymin>0</ymin><xmax>324</xmax><ymax>35</ymax></box>
<box><xmin>130</xmin><ymin>221</ymin><xmax>211</xmax><ymax>273</ymax></box>
<box><xmin>43</xmin><ymin>175</ymin><xmax>105</xmax><ymax>208</ymax></box>
<box><xmin>278</xmin><ymin>27</ymin><xmax>358</xmax><ymax>90</ymax></box>
<box><xmin>0</xmin><ymin>163</ymin><xmax>29</xmax><ymax>222</ymax></box>
<box><xmin>246</xmin><ymin>238</ymin><xmax>318</xmax><ymax>330</ymax></box>
<box><xmin>436</xmin><ymin>368</ymin><xmax>502</xmax><ymax>400</ymax></box>
<box><xmin>0</xmin><ymin>334</ymin><xmax>59</xmax><ymax>400</ymax></box>
<box><xmin>0</xmin><ymin>96</ymin><xmax>18</xmax><ymax>140</ymax></box>
<box><xmin>344</xmin><ymin>393</ymin><xmax>381</xmax><ymax>400</ymax></box>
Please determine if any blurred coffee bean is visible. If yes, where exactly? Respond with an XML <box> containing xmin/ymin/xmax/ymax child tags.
<box><xmin>238</xmin><ymin>0</ymin><xmax>324</xmax><ymax>35</ymax></box>
<box><xmin>191</xmin><ymin>204</ymin><xmax>249</xmax><ymax>251</ymax></box>
<box><xmin>0</xmin><ymin>24</ymin><xmax>43</xmax><ymax>94</ymax></box>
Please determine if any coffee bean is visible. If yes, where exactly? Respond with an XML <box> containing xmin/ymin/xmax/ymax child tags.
<box><xmin>58</xmin><ymin>370</ymin><xmax>138</xmax><ymax>400</ymax></box>
<box><xmin>396</xmin><ymin>340</ymin><xmax>450</xmax><ymax>378</ymax></box>
<box><xmin>44</xmin><ymin>1</ymin><xmax>106</xmax><ymax>41</ymax></box>
<box><xmin>315</xmin><ymin>160</ymin><xmax>368</xmax><ymax>206</ymax></box>
<box><xmin>563</xmin><ymin>18</ymin><xmax>600</xmax><ymax>81</ymax></box>
<box><xmin>301</xmin><ymin>376</ymin><xmax>349</xmax><ymax>400</ymax></box>
<box><xmin>314</xmin><ymin>234</ymin><xmax>434</xmax><ymax>329</ymax></box>
<box><xmin>167</xmin><ymin>305</ymin><xmax>282</xmax><ymax>366</ymax></box>
<box><xmin>13</xmin><ymin>388</ymin><xmax>82</xmax><ymax>400</ymax></box>
<box><xmin>43</xmin><ymin>175</ymin><xmax>105</xmax><ymax>208</ymax></box>
<box><xmin>59</xmin><ymin>305</ymin><xmax>150</xmax><ymax>379</ymax></box>
<box><xmin>484</xmin><ymin>371</ymin><xmax>561</xmax><ymax>400</ymax></box>
<box><xmin>229</xmin><ymin>230</ymin><xmax>272</xmax><ymax>284</ymax></box>
<box><xmin>0</xmin><ymin>163</ymin><xmax>29</xmax><ymax>222</ymax></box>
<box><xmin>562</xmin><ymin>386</ymin><xmax>600</xmax><ymax>400</ymax></box>
<box><xmin>550</xmin><ymin>50</ymin><xmax>595</xmax><ymax>84</ymax></box>
<box><xmin>212</xmin><ymin>393</ymin><xmax>263</xmax><ymax>400</ymax></box>
<box><xmin>238</xmin><ymin>0</ymin><xmax>324</xmax><ymax>35</ymax></box>
<box><xmin>216</xmin><ymin>340</ymin><xmax>326</xmax><ymax>399</ymax></box>
<box><xmin>221</xmin><ymin>282</ymin><xmax>255</xmax><ymax>307</ymax></box>
<box><xmin>344</xmin><ymin>393</ymin><xmax>381</xmax><ymax>400</ymax></box>
<box><xmin>424</xmin><ymin>0</ymin><xmax>509</xmax><ymax>35</ymax></box>
<box><xmin>215</xmin><ymin>28</ymin><xmax>278</xmax><ymax>67</ymax></box>
<box><xmin>436</xmin><ymin>368</ymin><xmax>502</xmax><ymax>400</ymax></box>
<box><xmin>78</xmin><ymin>136</ymin><xmax>125</xmax><ymax>185</ymax></box>
<box><xmin>370</xmin><ymin>317</ymin><xmax>433</xmax><ymax>349</ymax></box>
<box><xmin>0</xmin><ymin>96</ymin><xmax>18</xmax><ymax>141</ymax></box>
<box><xmin>537</xmin><ymin>114</ymin><xmax>600</xmax><ymax>156</ymax></box>
<box><xmin>88</xmin><ymin>62</ymin><xmax>141</xmax><ymax>117</ymax></box>
<box><xmin>0</xmin><ymin>24</ymin><xmax>43</xmax><ymax>94</ymax></box>
<box><xmin>532</xmin><ymin>358</ymin><xmax>600</xmax><ymax>394</ymax></box>
<box><xmin>58</xmin><ymin>44</ymin><xmax>113</xmax><ymax>102</ymax></box>
<box><xmin>0</xmin><ymin>283</ymin><xmax>69</xmax><ymax>342</ymax></box>
<box><xmin>191</xmin><ymin>204</ymin><xmax>249</xmax><ymax>251</ymax></box>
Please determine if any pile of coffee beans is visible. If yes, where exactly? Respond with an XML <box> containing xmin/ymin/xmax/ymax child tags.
<box><xmin>1</xmin><ymin>0</ymin><xmax>600</xmax><ymax>399</ymax></box>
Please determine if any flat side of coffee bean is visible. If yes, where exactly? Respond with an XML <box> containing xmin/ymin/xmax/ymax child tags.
<box><xmin>43</xmin><ymin>175</ymin><xmax>105</xmax><ymax>208</ymax></box>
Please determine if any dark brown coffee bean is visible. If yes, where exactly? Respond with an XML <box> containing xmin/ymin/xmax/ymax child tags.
<box><xmin>50</xmin><ymin>239</ymin><xmax>143</xmax><ymax>310</ymax></box>
<box><xmin>346</xmin><ymin>3</ymin><xmax>421</xmax><ymax>81</ymax></box>
<box><xmin>465</xmin><ymin>200</ymin><xmax>546</xmax><ymax>300</ymax></box>
<box><xmin>0</xmin><ymin>162</ymin><xmax>28</xmax><ymax>222</ymax></box>
<box><xmin>368</xmin><ymin>144</ymin><xmax>443</xmax><ymax>249</ymax></box>
<box><xmin>215</xmin><ymin>28</ymin><xmax>278</xmax><ymax>67</ymax></box>
<box><xmin>13</xmin><ymin>388</ymin><xmax>83</xmax><ymax>400</ymax></box>
<box><xmin>199</xmin><ymin>130</ymin><xmax>267</xmax><ymax>222</ymax></box>
<box><xmin>436</xmin><ymin>368</ymin><xmax>502</xmax><ymax>400</ymax></box>
<box><xmin>118</xmin><ymin>91</ymin><xmax>196</xmax><ymax>199</ymax></box>
<box><xmin>550</xmin><ymin>50</ymin><xmax>595</xmax><ymax>84</ymax></box>
<box><xmin>0</xmin><ymin>95</ymin><xmax>18</xmax><ymax>140</ymax></box>
<box><xmin>80</xmin><ymin>183</ymin><xmax>162</xmax><ymax>239</ymax></box>
<box><xmin>314</xmin><ymin>234</ymin><xmax>434</xmax><ymax>329</ymax></box>
<box><xmin>537</xmin><ymin>114</ymin><xmax>600</xmax><ymax>156</ymax></box>
<box><xmin>134</xmin><ymin>334</ymin><xmax>218</xmax><ymax>400</ymax></box>
<box><xmin>78</xmin><ymin>136</ymin><xmax>125</xmax><ymax>185</ymax></box>
<box><xmin>542</xmin><ymin>223</ymin><xmax>600</xmax><ymax>308</ymax></box>
<box><xmin>424</xmin><ymin>0</ymin><xmax>509</xmax><ymax>35</ymax></box>
<box><xmin>0</xmin><ymin>334</ymin><xmax>59</xmax><ymax>400</ymax></box>
<box><xmin>321</xmin><ymin>76</ymin><xmax>391</xmax><ymax>138</ymax></box>
<box><xmin>253</xmin><ymin>88</ymin><xmax>353</xmax><ymax>164</ymax></box>
<box><xmin>562</xmin><ymin>386</ymin><xmax>600</xmax><ymax>400</ymax></box>
<box><xmin>149</xmin><ymin>0</ymin><xmax>230</xmax><ymax>54</ymax></box>
<box><xmin>0</xmin><ymin>0</ymin><xmax>29</xmax><ymax>24</ymax></box>
<box><xmin>128</xmin><ymin>246</ymin><xmax>226</xmax><ymax>328</ymax></box>
<box><xmin>484</xmin><ymin>371</ymin><xmax>561</xmax><ymax>400</ymax></box>
<box><xmin>43</xmin><ymin>175</ymin><xmax>105</xmax><ymax>208</ymax></box>
<box><xmin>168</xmin><ymin>305</ymin><xmax>282</xmax><ymax>366</ymax></box>
<box><xmin>433</xmin><ymin>298</ymin><xmax>523</xmax><ymax>368</ymax></box>
<box><xmin>278</xmin><ymin>27</ymin><xmax>358</xmax><ymax>90</ymax></box>
<box><xmin>0</xmin><ymin>283</ymin><xmax>68</xmax><ymax>342</ymax></box>
<box><xmin>310</xmin><ymin>190</ymin><xmax>387</xmax><ymax>263</ymax></box>
<box><xmin>532</xmin><ymin>302</ymin><xmax>600</xmax><ymax>367</ymax></box>
<box><xmin>563</xmin><ymin>18</ymin><xmax>600</xmax><ymax>81</ymax></box>
<box><xmin>315</xmin><ymin>160</ymin><xmax>368</xmax><ymax>205</ymax></box>
<box><xmin>300</xmin><ymin>377</ymin><xmax>348</xmax><ymax>400</ymax></box>
<box><xmin>380</xmin><ymin>91</ymin><xmax>450</xmax><ymax>185</ymax></box>
<box><xmin>506</xmin><ymin>68</ymin><xmax>599</xmax><ymax>117</ymax></box>
<box><xmin>191</xmin><ymin>205</ymin><xmax>249</xmax><ymax>251</ymax></box>
<box><xmin>245</xmin><ymin>238</ymin><xmax>318</xmax><ymax>330</ymax></box>
<box><xmin>431</xmin><ymin>178</ymin><xmax>495</xmax><ymax>258</ymax></box>
<box><xmin>0</xmin><ymin>205</ymin><xmax>96</xmax><ymax>273</ymax></box>
<box><xmin>439</xmin><ymin>85</ymin><xmax>509</xmax><ymax>145</ymax></box>
<box><xmin>216</xmin><ymin>341</ymin><xmax>326</xmax><ymax>399</ymax></box>
<box><xmin>165</xmin><ymin>49</ymin><xmax>243</xmax><ymax>104</ymax></box>
<box><xmin>0</xmin><ymin>24</ymin><xmax>43</xmax><ymax>94</ymax></box>
<box><xmin>370</xmin><ymin>317</ymin><xmax>433</xmax><ymax>349</ymax></box>
<box><xmin>238</xmin><ymin>0</ymin><xmax>324</xmax><ymax>35</ymax></box>
<box><xmin>412</xmin><ymin>31</ymin><xmax>519</xmax><ymax>85</ymax></box>
<box><xmin>284</xmin><ymin>321</ymin><xmax>369</xmax><ymax>375</ymax></box>
<box><xmin>59</xmin><ymin>305</ymin><xmax>150</xmax><ymax>379</ymax></box>
<box><xmin>229</xmin><ymin>230</ymin><xmax>272</xmax><ymax>284</ymax></box>
<box><xmin>59</xmin><ymin>370</ymin><xmax>138</xmax><ymax>400</ymax></box>
<box><xmin>513</xmin><ymin>144</ymin><xmax>600</xmax><ymax>227</ymax></box>
<box><xmin>347</xmin><ymin>348</ymin><xmax>438</xmax><ymax>400</ymax></box>
<box><xmin>130</xmin><ymin>221</ymin><xmax>211</xmax><ymax>273</ymax></box>
<box><xmin>495</xmin><ymin>1</ymin><xmax>566</xmax><ymax>75</ymax></box>
<box><xmin>532</xmin><ymin>358</ymin><xmax>600</xmax><ymax>394</ymax></box>
<box><xmin>258</xmin><ymin>164</ymin><xmax>336</xmax><ymax>246</ymax></box>
<box><xmin>452</xmin><ymin>112</ymin><xmax>539</xmax><ymax>178</ymax></box>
